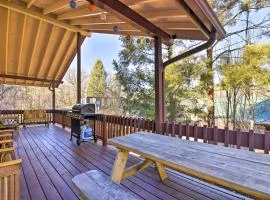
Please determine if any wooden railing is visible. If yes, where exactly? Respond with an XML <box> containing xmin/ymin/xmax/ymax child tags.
<box><xmin>0</xmin><ymin>110</ymin><xmax>54</xmax><ymax>124</ymax></box>
<box><xmin>53</xmin><ymin>111</ymin><xmax>270</xmax><ymax>155</ymax></box>
<box><xmin>1</xmin><ymin>110</ymin><xmax>269</xmax><ymax>154</ymax></box>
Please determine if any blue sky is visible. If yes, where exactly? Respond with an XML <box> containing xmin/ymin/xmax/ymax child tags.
<box><xmin>69</xmin><ymin>33</ymin><xmax>122</xmax><ymax>75</ymax></box>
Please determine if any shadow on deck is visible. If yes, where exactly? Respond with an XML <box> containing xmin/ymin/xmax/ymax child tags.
<box><xmin>15</xmin><ymin>125</ymin><xmax>249</xmax><ymax>200</ymax></box>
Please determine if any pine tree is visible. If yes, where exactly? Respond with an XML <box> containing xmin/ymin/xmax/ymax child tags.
<box><xmin>87</xmin><ymin>59</ymin><xmax>107</xmax><ymax>97</ymax></box>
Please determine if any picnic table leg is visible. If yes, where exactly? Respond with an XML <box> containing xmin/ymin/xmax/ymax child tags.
<box><xmin>155</xmin><ymin>162</ymin><xmax>168</xmax><ymax>182</ymax></box>
<box><xmin>111</xmin><ymin>149</ymin><xmax>129</xmax><ymax>183</ymax></box>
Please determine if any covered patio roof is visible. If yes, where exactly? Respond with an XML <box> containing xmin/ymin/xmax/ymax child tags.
<box><xmin>0</xmin><ymin>0</ymin><xmax>225</xmax><ymax>87</ymax></box>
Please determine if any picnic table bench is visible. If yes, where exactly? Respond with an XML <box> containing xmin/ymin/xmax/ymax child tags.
<box><xmin>72</xmin><ymin>170</ymin><xmax>139</xmax><ymax>200</ymax></box>
<box><xmin>108</xmin><ymin>132</ymin><xmax>270</xmax><ymax>199</ymax></box>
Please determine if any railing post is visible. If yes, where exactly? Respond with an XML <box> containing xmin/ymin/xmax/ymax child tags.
<box><xmin>194</xmin><ymin>124</ymin><xmax>198</xmax><ymax>141</ymax></box>
<box><xmin>224</xmin><ymin>127</ymin><xmax>229</xmax><ymax>147</ymax></box>
<box><xmin>249</xmin><ymin>129</ymin><xmax>254</xmax><ymax>151</ymax></box>
<box><xmin>203</xmin><ymin>125</ymin><xmax>207</xmax><ymax>143</ymax></box>
<box><xmin>52</xmin><ymin>87</ymin><xmax>56</xmax><ymax>124</ymax></box>
<box><xmin>102</xmin><ymin>115</ymin><xmax>107</xmax><ymax>146</ymax></box>
<box><xmin>213</xmin><ymin>126</ymin><xmax>218</xmax><ymax>145</ymax></box>
<box><xmin>264</xmin><ymin>131</ymin><xmax>270</xmax><ymax>154</ymax></box>
<box><xmin>62</xmin><ymin>110</ymin><xmax>65</xmax><ymax>128</ymax></box>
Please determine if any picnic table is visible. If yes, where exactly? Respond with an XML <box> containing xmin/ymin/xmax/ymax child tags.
<box><xmin>108</xmin><ymin>132</ymin><xmax>270</xmax><ymax>199</ymax></box>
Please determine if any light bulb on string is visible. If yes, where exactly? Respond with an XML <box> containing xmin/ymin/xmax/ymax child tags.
<box><xmin>69</xmin><ymin>0</ymin><xmax>77</xmax><ymax>9</ymax></box>
<box><xmin>113</xmin><ymin>25</ymin><xmax>119</xmax><ymax>33</ymax></box>
<box><xmin>126</xmin><ymin>35</ymin><xmax>131</xmax><ymax>41</ymax></box>
<box><xmin>88</xmin><ymin>1</ymin><xmax>96</xmax><ymax>11</ymax></box>
<box><xmin>100</xmin><ymin>13</ymin><xmax>107</xmax><ymax>20</ymax></box>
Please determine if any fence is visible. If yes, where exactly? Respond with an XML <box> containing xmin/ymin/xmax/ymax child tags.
<box><xmin>53</xmin><ymin>111</ymin><xmax>270</xmax><ymax>155</ymax></box>
<box><xmin>0</xmin><ymin>110</ymin><xmax>54</xmax><ymax>124</ymax></box>
<box><xmin>1</xmin><ymin>110</ymin><xmax>269</xmax><ymax>154</ymax></box>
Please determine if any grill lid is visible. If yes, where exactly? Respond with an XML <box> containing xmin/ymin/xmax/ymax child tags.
<box><xmin>72</xmin><ymin>103</ymin><xmax>95</xmax><ymax>114</ymax></box>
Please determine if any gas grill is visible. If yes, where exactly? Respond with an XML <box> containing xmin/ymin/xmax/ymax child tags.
<box><xmin>67</xmin><ymin>103</ymin><xmax>97</xmax><ymax>145</ymax></box>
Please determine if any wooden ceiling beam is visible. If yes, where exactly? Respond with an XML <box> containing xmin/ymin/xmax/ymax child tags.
<box><xmin>34</xmin><ymin>26</ymin><xmax>55</xmax><ymax>85</ymax></box>
<box><xmin>43</xmin><ymin>0</ymin><xmax>70</xmax><ymax>15</ymax></box>
<box><xmin>27</xmin><ymin>0</ymin><xmax>38</xmax><ymax>8</ymax></box>
<box><xmin>0</xmin><ymin>74</ymin><xmax>63</xmax><ymax>84</ymax></box>
<box><xmin>16</xmin><ymin>15</ymin><xmax>27</xmax><ymax>84</ymax></box>
<box><xmin>5</xmin><ymin>9</ymin><xmax>10</xmax><ymax>84</ymax></box>
<box><xmin>82</xmin><ymin>29</ymin><xmax>145</xmax><ymax>36</ymax></box>
<box><xmin>56</xmin><ymin>35</ymin><xmax>83</xmax><ymax>83</ymax></box>
<box><xmin>57</xmin><ymin>7</ymin><xmax>105</xmax><ymax>20</ymax></box>
<box><xmin>58</xmin><ymin>6</ymin><xmax>185</xmax><ymax>21</ymax></box>
<box><xmin>0</xmin><ymin>0</ymin><xmax>90</xmax><ymax>36</ymax></box>
<box><xmin>90</xmin><ymin>0</ymin><xmax>172</xmax><ymax>45</ymax></box>
<box><xmin>27</xmin><ymin>20</ymin><xmax>42</xmax><ymax>78</ymax></box>
<box><xmin>70</xmin><ymin>16</ymin><xmax>124</xmax><ymax>25</ymax></box>
<box><xmin>80</xmin><ymin>22</ymin><xmax>198</xmax><ymax>31</ymax></box>
<box><xmin>42</xmin><ymin>30</ymin><xmax>72</xmax><ymax>86</ymax></box>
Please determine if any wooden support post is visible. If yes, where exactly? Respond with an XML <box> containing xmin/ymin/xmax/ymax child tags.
<box><xmin>154</xmin><ymin>36</ymin><xmax>165</xmax><ymax>134</ymax></box>
<box><xmin>52</xmin><ymin>87</ymin><xmax>56</xmax><ymax>124</ymax></box>
<box><xmin>62</xmin><ymin>110</ymin><xmax>65</xmax><ymax>128</ymax></box>
<box><xmin>155</xmin><ymin>162</ymin><xmax>168</xmax><ymax>182</ymax></box>
<box><xmin>77</xmin><ymin>32</ymin><xmax>82</xmax><ymax>104</ymax></box>
<box><xmin>102</xmin><ymin>115</ymin><xmax>107</xmax><ymax>146</ymax></box>
<box><xmin>111</xmin><ymin>149</ymin><xmax>129</xmax><ymax>183</ymax></box>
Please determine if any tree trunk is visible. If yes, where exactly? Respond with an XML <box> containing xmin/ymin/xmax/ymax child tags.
<box><xmin>206</xmin><ymin>47</ymin><xmax>215</xmax><ymax>127</ymax></box>
<box><xmin>232</xmin><ymin>88</ymin><xmax>237</xmax><ymax>129</ymax></box>
<box><xmin>225</xmin><ymin>89</ymin><xmax>231</xmax><ymax>128</ymax></box>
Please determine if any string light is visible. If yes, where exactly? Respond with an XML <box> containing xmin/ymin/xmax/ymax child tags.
<box><xmin>88</xmin><ymin>1</ymin><xmax>96</xmax><ymax>11</ymax></box>
<box><xmin>126</xmin><ymin>35</ymin><xmax>131</xmax><ymax>41</ymax></box>
<box><xmin>113</xmin><ymin>25</ymin><xmax>119</xmax><ymax>33</ymax></box>
<box><xmin>100</xmin><ymin>13</ymin><xmax>107</xmax><ymax>20</ymax></box>
<box><xmin>69</xmin><ymin>0</ymin><xmax>77</xmax><ymax>9</ymax></box>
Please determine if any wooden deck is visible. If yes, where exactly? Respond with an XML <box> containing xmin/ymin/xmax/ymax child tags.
<box><xmin>15</xmin><ymin>125</ymin><xmax>250</xmax><ymax>200</ymax></box>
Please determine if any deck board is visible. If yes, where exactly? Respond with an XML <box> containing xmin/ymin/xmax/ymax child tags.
<box><xmin>15</xmin><ymin>125</ymin><xmax>250</xmax><ymax>200</ymax></box>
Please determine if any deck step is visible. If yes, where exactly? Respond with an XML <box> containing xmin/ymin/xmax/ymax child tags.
<box><xmin>72</xmin><ymin>170</ymin><xmax>139</xmax><ymax>200</ymax></box>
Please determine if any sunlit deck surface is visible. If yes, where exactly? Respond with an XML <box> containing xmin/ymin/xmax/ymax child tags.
<box><xmin>15</xmin><ymin>125</ymin><xmax>249</xmax><ymax>200</ymax></box>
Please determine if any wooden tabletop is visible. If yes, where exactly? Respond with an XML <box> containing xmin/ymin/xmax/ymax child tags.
<box><xmin>108</xmin><ymin>132</ymin><xmax>270</xmax><ymax>199</ymax></box>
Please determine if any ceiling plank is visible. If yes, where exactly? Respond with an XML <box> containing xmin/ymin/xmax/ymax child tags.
<box><xmin>58</xmin><ymin>7</ymin><xmax>105</xmax><ymax>20</ymax></box>
<box><xmin>171</xmin><ymin>30</ymin><xmax>206</xmax><ymax>40</ymax></box>
<box><xmin>90</xmin><ymin>0</ymin><xmax>172</xmax><ymax>45</ymax></box>
<box><xmin>43</xmin><ymin>0</ymin><xmax>70</xmax><ymax>15</ymax></box>
<box><xmin>82</xmin><ymin>29</ymin><xmax>145</xmax><ymax>36</ymax></box>
<box><xmin>54</xmin><ymin>34</ymin><xmax>78</xmax><ymax>82</ymax></box>
<box><xmin>27</xmin><ymin>20</ymin><xmax>42</xmax><ymax>78</ymax></box>
<box><xmin>81</xmin><ymin>22</ymin><xmax>198</xmax><ymax>31</ymax></box>
<box><xmin>16</xmin><ymin>15</ymin><xmax>27</xmax><ymax>84</ymax></box>
<box><xmin>5</xmin><ymin>9</ymin><xmax>10</xmax><ymax>84</ymax></box>
<box><xmin>70</xmin><ymin>15</ymin><xmax>125</xmax><ymax>25</ymax></box>
<box><xmin>0</xmin><ymin>0</ymin><xmax>90</xmax><ymax>36</ymax></box>
<box><xmin>42</xmin><ymin>30</ymin><xmax>71</xmax><ymax>86</ymax></box>
<box><xmin>58</xmin><ymin>6</ymin><xmax>185</xmax><ymax>21</ymax></box>
<box><xmin>34</xmin><ymin>25</ymin><xmax>55</xmax><ymax>85</ymax></box>
<box><xmin>27</xmin><ymin>0</ymin><xmax>38</xmax><ymax>8</ymax></box>
<box><xmin>175</xmin><ymin>0</ymin><xmax>210</xmax><ymax>39</ymax></box>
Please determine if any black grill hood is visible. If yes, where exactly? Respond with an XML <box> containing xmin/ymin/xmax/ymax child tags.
<box><xmin>72</xmin><ymin>103</ymin><xmax>95</xmax><ymax>114</ymax></box>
